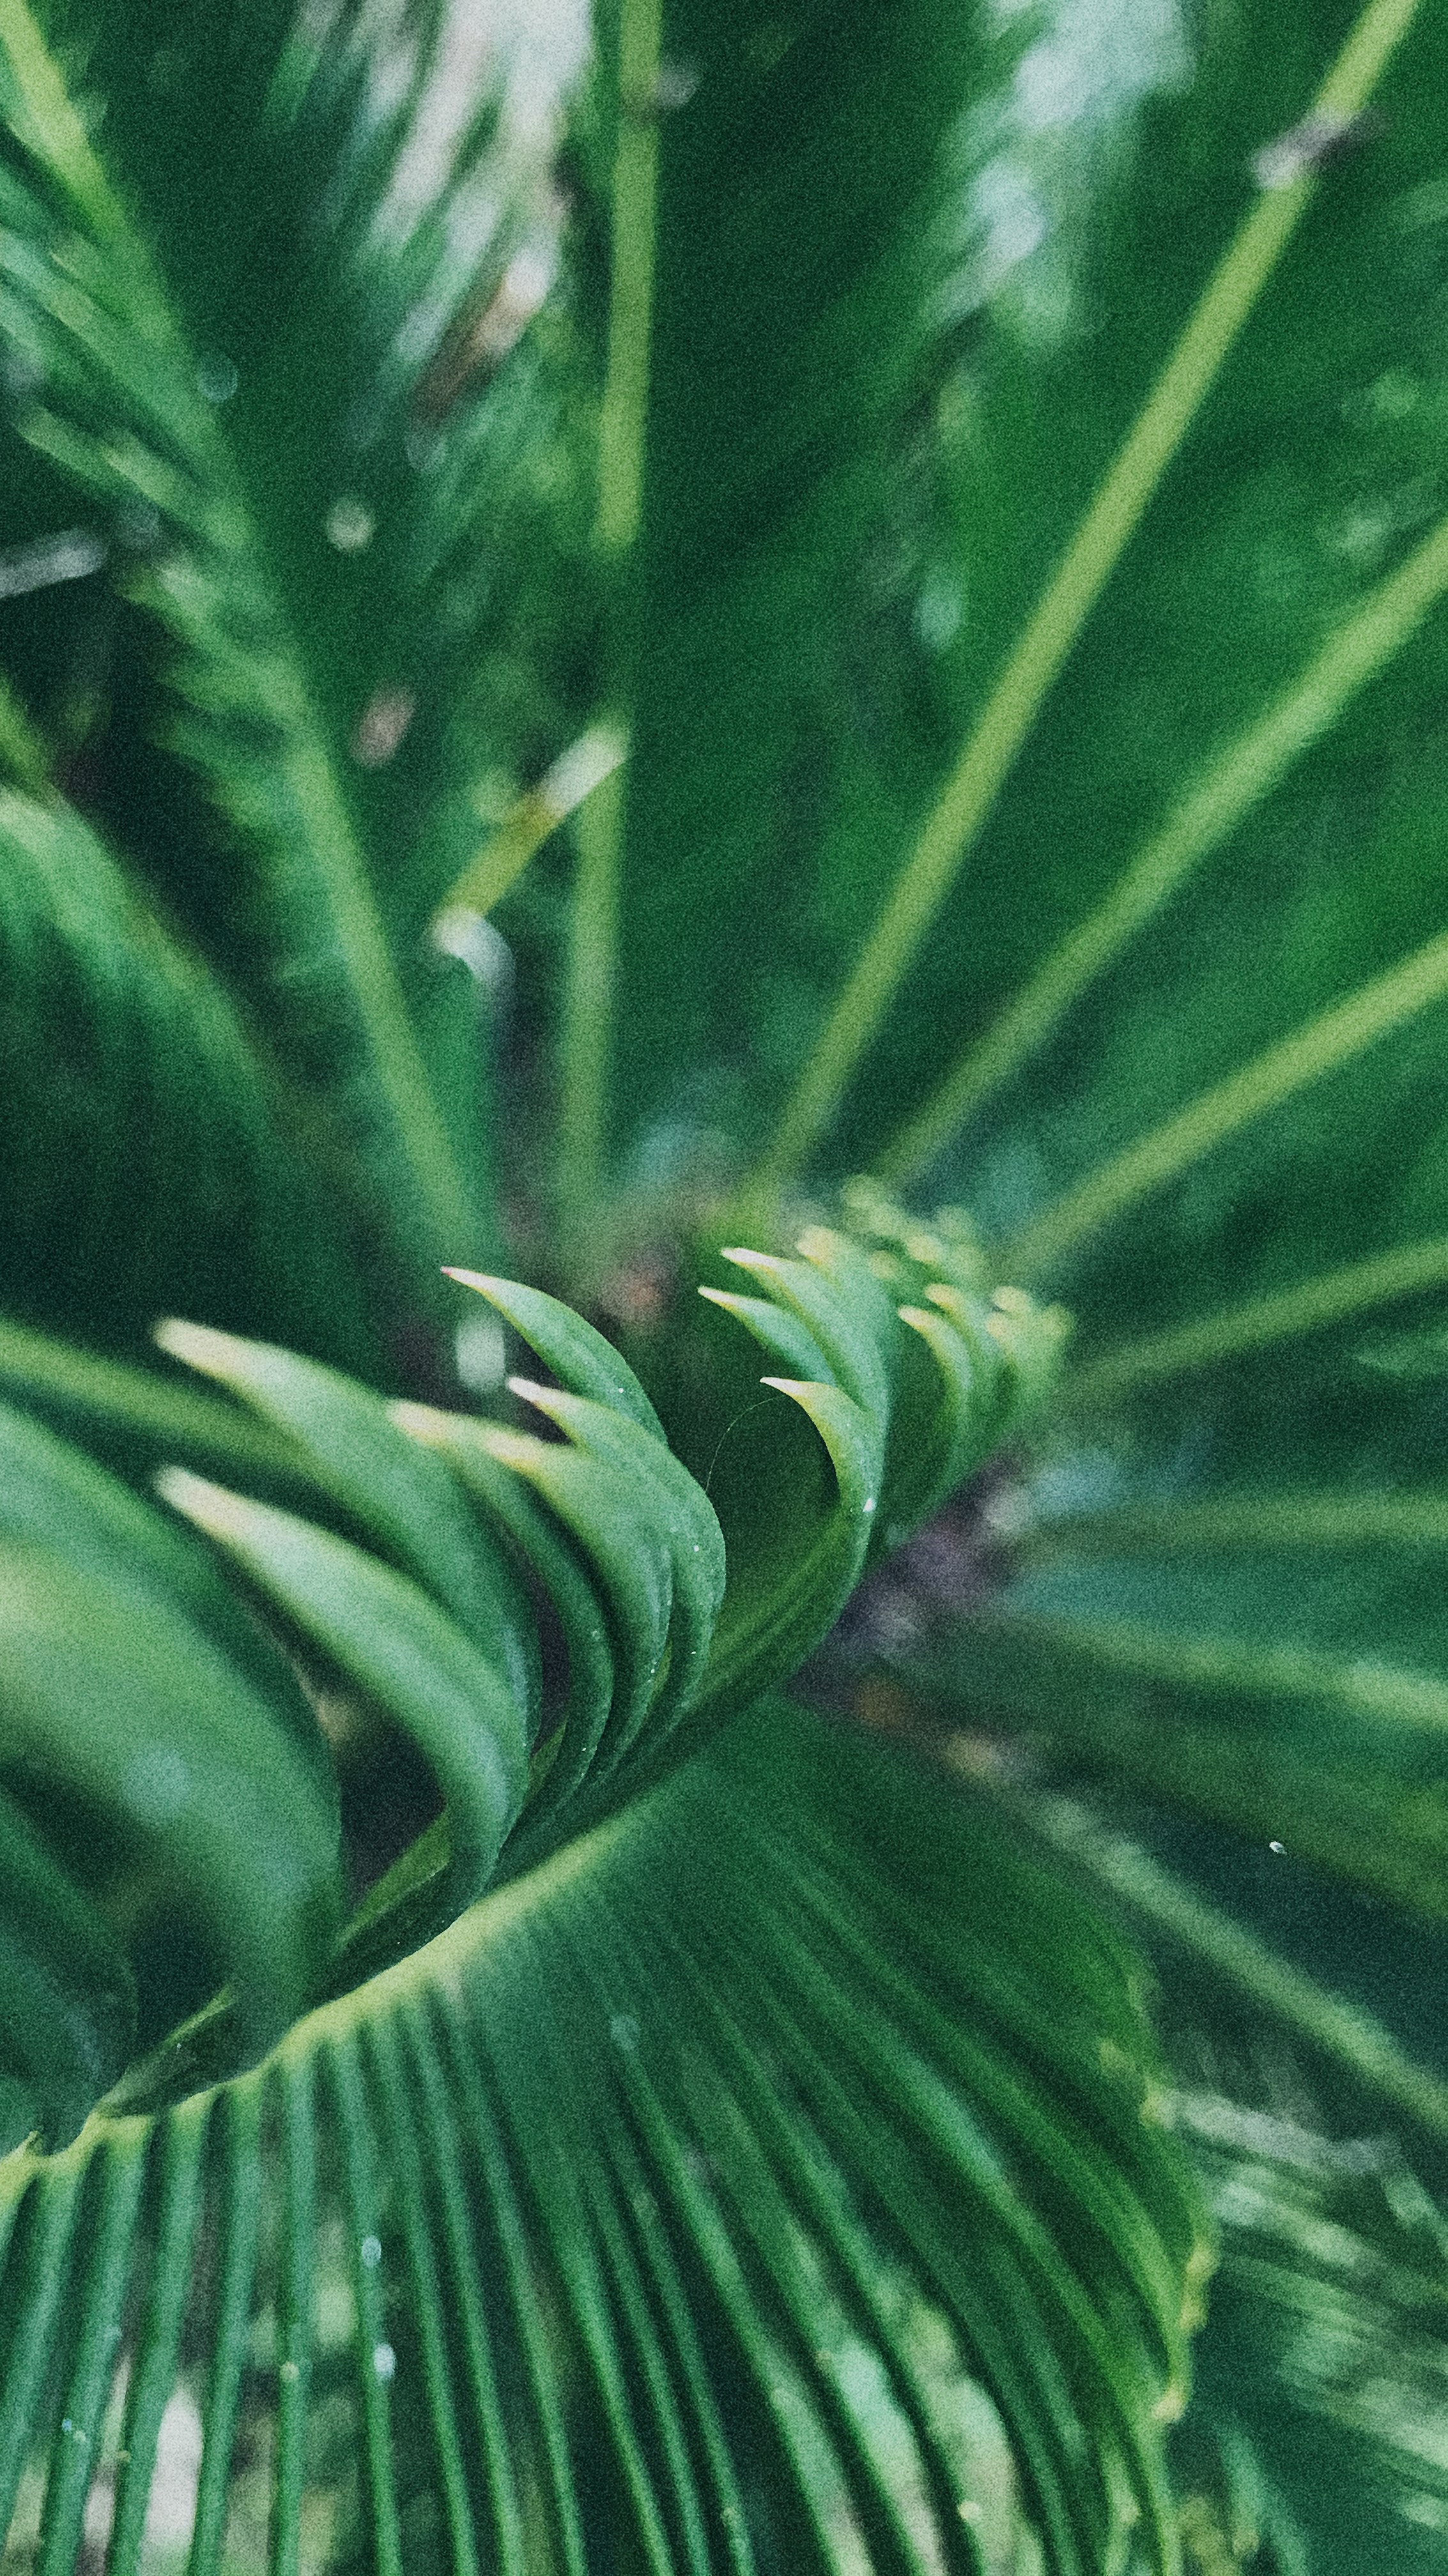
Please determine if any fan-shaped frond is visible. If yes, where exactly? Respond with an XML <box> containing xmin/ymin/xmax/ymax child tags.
<box><xmin>4</xmin><ymin>0</ymin><xmax>1445</xmax><ymax>2568</ymax></box>
<box><xmin>0</xmin><ymin>1220</ymin><xmax>1201</xmax><ymax>2574</ymax></box>
<box><xmin>0</xmin><ymin>0</ymin><xmax>579</xmax><ymax>1305</ymax></box>
<box><xmin>0</xmin><ymin>1701</ymin><xmax>1206</xmax><ymax>2576</ymax></box>
<box><xmin>0</xmin><ymin>1218</ymin><xmax>1061</xmax><ymax>2136</ymax></box>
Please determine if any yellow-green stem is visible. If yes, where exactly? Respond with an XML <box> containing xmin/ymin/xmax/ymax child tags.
<box><xmin>1005</xmin><ymin>924</ymin><xmax>1448</xmax><ymax>1282</ymax></box>
<box><xmin>1018</xmin><ymin>1487</ymin><xmax>1448</xmax><ymax>1560</ymax></box>
<box><xmin>744</xmin><ymin>0</ymin><xmax>1425</xmax><ymax>1206</ymax></box>
<box><xmin>557</xmin><ymin>0</ymin><xmax>663</xmax><ymax>1254</ymax></box>
<box><xmin>558</xmin><ymin>765</ymin><xmax>626</xmax><ymax>1268</ymax></box>
<box><xmin>1067</xmin><ymin>1232</ymin><xmax>1448</xmax><ymax>1405</ymax></box>
<box><xmin>975</xmin><ymin>1604</ymin><xmax>1448</xmax><ymax>1734</ymax></box>
<box><xmin>881</xmin><ymin>501</ymin><xmax>1448</xmax><ymax>1184</ymax></box>
<box><xmin>1026</xmin><ymin>1796</ymin><xmax>1448</xmax><ymax>2143</ymax></box>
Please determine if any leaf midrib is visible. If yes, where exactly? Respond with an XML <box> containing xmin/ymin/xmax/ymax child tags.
<box><xmin>0</xmin><ymin>0</ymin><xmax>479</xmax><ymax>1276</ymax></box>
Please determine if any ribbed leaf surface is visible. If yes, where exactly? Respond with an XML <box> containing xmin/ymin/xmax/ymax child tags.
<box><xmin>0</xmin><ymin>785</ymin><xmax>371</xmax><ymax>1365</ymax></box>
<box><xmin>700</xmin><ymin>0</ymin><xmax>1448</xmax><ymax>1982</ymax></box>
<box><xmin>0</xmin><ymin>1704</ymin><xmax>1205</xmax><ymax>2576</ymax></box>
<box><xmin>0</xmin><ymin>1226</ymin><xmax>1059</xmax><ymax>2122</ymax></box>
<box><xmin>0</xmin><ymin>0</ymin><xmax>561</xmax><ymax>1312</ymax></box>
<box><xmin>4</xmin><ymin>0</ymin><xmax>1446</xmax><ymax>2568</ymax></box>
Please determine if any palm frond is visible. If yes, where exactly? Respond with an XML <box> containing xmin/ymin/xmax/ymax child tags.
<box><xmin>0</xmin><ymin>1700</ymin><xmax>1206</xmax><ymax>2576</ymax></box>
<box><xmin>0</xmin><ymin>1216</ymin><xmax>1059</xmax><ymax>2134</ymax></box>
<box><xmin>0</xmin><ymin>0</ymin><xmax>580</xmax><ymax>1305</ymax></box>
<box><xmin>597</xmin><ymin>0</ymin><xmax>1023</xmax><ymax>1169</ymax></box>
<box><xmin>1182</xmin><ymin>2092</ymin><xmax>1448</xmax><ymax>2575</ymax></box>
<box><xmin>4</xmin><ymin>1</ymin><xmax>1448</xmax><ymax>2569</ymax></box>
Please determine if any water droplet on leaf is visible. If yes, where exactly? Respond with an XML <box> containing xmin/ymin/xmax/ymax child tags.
<box><xmin>326</xmin><ymin>496</ymin><xmax>374</xmax><ymax>554</ymax></box>
<box><xmin>352</xmin><ymin>687</ymin><xmax>415</xmax><ymax>767</ymax></box>
<box><xmin>196</xmin><ymin>354</ymin><xmax>238</xmax><ymax>404</ymax></box>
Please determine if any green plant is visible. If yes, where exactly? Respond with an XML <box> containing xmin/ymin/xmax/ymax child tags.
<box><xmin>0</xmin><ymin>0</ymin><xmax>1447</xmax><ymax>2566</ymax></box>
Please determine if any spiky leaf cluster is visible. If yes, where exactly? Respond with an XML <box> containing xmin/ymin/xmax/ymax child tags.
<box><xmin>1</xmin><ymin>0</ymin><xmax>1447</xmax><ymax>2570</ymax></box>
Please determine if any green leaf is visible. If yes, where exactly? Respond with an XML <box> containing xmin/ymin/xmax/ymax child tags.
<box><xmin>0</xmin><ymin>786</ymin><xmax>373</xmax><ymax>1367</ymax></box>
<box><xmin>0</xmin><ymin>1393</ymin><xmax>334</xmax><ymax>1795</ymax></box>
<box><xmin>1176</xmin><ymin>2092</ymin><xmax>1448</xmax><ymax>2574</ymax></box>
<box><xmin>507</xmin><ymin>1379</ymin><xmax>726</xmax><ymax>1750</ymax></box>
<box><xmin>0</xmin><ymin>0</ymin><xmax>523</xmax><ymax>1300</ymax></box>
<box><xmin>392</xmin><ymin>1399</ymin><xmax>622</xmax><ymax>1836</ymax></box>
<box><xmin>446</xmin><ymin>1267</ymin><xmax>668</xmax><ymax>1436</ymax></box>
<box><xmin>12</xmin><ymin>1</ymin><xmax>1448</xmax><ymax>2567</ymax></box>
<box><xmin>0</xmin><ymin>1702</ymin><xmax>1206</xmax><ymax>2576</ymax></box>
<box><xmin>606</xmin><ymin>0</ymin><xmax>1019</xmax><ymax>1159</ymax></box>
<box><xmin>0</xmin><ymin>1210</ymin><xmax>1062</xmax><ymax>2145</ymax></box>
<box><xmin>658</xmin><ymin>0</ymin><xmax>1448</xmax><ymax>2024</ymax></box>
<box><xmin>155</xmin><ymin>1471</ymin><xmax>530</xmax><ymax>1915</ymax></box>
<box><xmin>0</xmin><ymin>1782</ymin><xmax>135</xmax><ymax>2152</ymax></box>
<box><xmin>0</xmin><ymin>1538</ymin><xmax>342</xmax><ymax>2060</ymax></box>
<box><xmin>152</xmin><ymin>1321</ymin><xmax>541</xmax><ymax>1730</ymax></box>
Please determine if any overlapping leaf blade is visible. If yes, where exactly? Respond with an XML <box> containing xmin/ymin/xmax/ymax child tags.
<box><xmin>0</xmin><ymin>785</ymin><xmax>373</xmax><ymax>1366</ymax></box>
<box><xmin>0</xmin><ymin>0</ymin><xmax>580</xmax><ymax>1317</ymax></box>
<box><xmin>0</xmin><ymin>1702</ymin><xmax>1205</xmax><ymax>2576</ymax></box>
<box><xmin>3</xmin><ymin>0</ymin><xmax>1445</xmax><ymax>2569</ymax></box>
<box><xmin>684</xmin><ymin>0</ymin><xmax>1448</xmax><ymax>1997</ymax></box>
<box><xmin>0</xmin><ymin>1227</ymin><xmax>1061</xmax><ymax>2137</ymax></box>
<box><xmin>597</xmin><ymin>0</ymin><xmax>1021</xmax><ymax>1160</ymax></box>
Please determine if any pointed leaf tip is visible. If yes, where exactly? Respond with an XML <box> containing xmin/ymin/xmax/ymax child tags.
<box><xmin>444</xmin><ymin>1271</ymin><xmax>665</xmax><ymax>1437</ymax></box>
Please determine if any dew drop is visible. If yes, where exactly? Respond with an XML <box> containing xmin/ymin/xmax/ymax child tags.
<box><xmin>652</xmin><ymin>57</ymin><xmax>699</xmax><ymax>109</ymax></box>
<box><xmin>326</xmin><ymin>495</ymin><xmax>374</xmax><ymax>555</ymax></box>
<box><xmin>1268</xmin><ymin>1839</ymin><xmax>1285</xmax><ymax>1855</ymax></box>
<box><xmin>279</xmin><ymin>2359</ymin><xmax>300</xmax><ymax>2386</ymax></box>
<box><xmin>915</xmin><ymin>573</ymin><xmax>962</xmax><ymax>654</ymax></box>
<box><xmin>196</xmin><ymin>353</ymin><xmax>238</xmax><ymax>404</ymax></box>
<box><xmin>373</xmin><ymin>2342</ymin><xmax>396</xmax><ymax>2382</ymax></box>
<box><xmin>351</xmin><ymin>686</ymin><xmax>415</xmax><ymax>767</ymax></box>
<box><xmin>359</xmin><ymin>2234</ymin><xmax>382</xmax><ymax>2270</ymax></box>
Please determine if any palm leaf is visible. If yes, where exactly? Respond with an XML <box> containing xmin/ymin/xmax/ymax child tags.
<box><xmin>1176</xmin><ymin>2093</ymin><xmax>1448</xmax><ymax>2573</ymax></box>
<box><xmin>663</xmin><ymin>0</ymin><xmax>1448</xmax><ymax>1959</ymax></box>
<box><xmin>0</xmin><ymin>1701</ymin><xmax>1205</xmax><ymax>2576</ymax></box>
<box><xmin>4</xmin><ymin>0</ymin><xmax>1448</xmax><ymax>2567</ymax></box>
<box><xmin>0</xmin><ymin>0</ymin><xmax>565</xmax><ymax>1310</ymax></box>
<box><xmin>0</xmin><ymin>1218</ymin><xmax>1058</xmax><ymax>2085</ymax></box>
<box><xmin>0</xmin><ymin>783</ymin><xmax>374</xmax><ymax>1367</ymax></box>
<box><xmin>0</xmin><ymin>1221</ymin><xmax>1196</xmax><ymax>2572</ymax></box>
<box><xmin>592</xmin><ymin>0</ymin><xmax>1022</xmax><ymax>1169</ymax></box>
<box><xmin>1035</xmin><ymin>1798</ymin><xmax>1448</xmax><ymax>2573</ymax></box>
